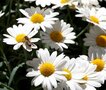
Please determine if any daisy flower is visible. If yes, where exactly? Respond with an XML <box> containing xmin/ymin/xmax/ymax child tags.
<box><xmin>52</xmin><ymin>0</ymin><xmax>78</xmax><ymax>9</ymax></box>
<box><xmin>40</xmin><ymin>20</ymin><xmax>76</xmax><ymax>51</ymax></box>
<box><xmin>88</xmin><ymin>47</ymin><xmax>106</xmax><ymax>81</ymax></box>
<box><xmin>75</xmin><ymin>55</ymin><xmax>102</xmax><ymax>90</ymax></box>
<box><xmin>84</xmin><ymin>26</ymin><xmax>106</xmax><ymax>55</ymax></box>
<box><xmin>76</xmin><ymin>7</ymin><xmax>106</xmax><ymax>29</ymax></box>
<box><xmin>17</xmin><ymin>7</ymin><xmax>59</xmax><ymax>31</ymax></box>
<box><xmin>0</xmin><ymin>11</ymin><xmax>4</xmax><ymax>17</ymax></box>
<box><xmin>58</xmin><ymin>58</ymin><xmax>84</xmax><ymax>90</ymax></box>
<box><xmin>24</xmin><ymin>0</ymin><xmax>52</xmax><ymax>7</ymax></box>
<box><xmin>26</xmin><ymin>48</ymin><xmax>68</xmax><ymax>90</ymax></box>
<box><xmin>3</xmin><ymin>24</ymin><xmax>40</xmax><ymax>52</ymax></box>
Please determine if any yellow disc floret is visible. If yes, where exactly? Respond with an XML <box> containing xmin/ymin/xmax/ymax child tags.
<box><xmin>50</xmin><ymin>31</ymin><xmax>63</xmax><ymax>42</ymax></box>
<box><xmin>60</xmin><ymin>0</ymin><xmax>69</xmax><ymax>4</ymax></box>
<box><xmin>63</xmin><ymin>68</ymin><xmax>72</xmax><ymax>80</ymax></box>
<box><xmin>30</xmin><ymin>13</ymin><xmax>44</xmax><ymax>23</ymax></box>
<box><xmin>90</xmin><ymin>16</ymin><xmax>99</xmax><ymax>24</ymax></box>
<box><xmin>96</xmin><ymin>34</ymin><xmax>106</xmax><ymax>47</ymax></box>
<box><xmin>39</xmin><ymin>62</ymin><xmax>55</xmax><ymax>77</ymax></box>
<box><xmin>91</xmin><ymin>58</ymin><xmax>105</xmax><ymax>72</ymax></box>
<box><xmin>16</xmin><ymin>34</ymin><xmax>26</xmax><ymax>42</ymax></box>
<box><xmin>82</xmin><ymin>75</ymin><xmax>88</xmax><ymax>81</ymax></box>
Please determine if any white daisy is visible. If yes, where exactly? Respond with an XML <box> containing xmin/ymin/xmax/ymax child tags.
<box><xmin>40</xmin><ymin>20</ymin><xmax>76</xmax><ymax>51</ymax></box>
<box><xmin>76</xmin><ymin>7</ymin><xmax>106</xmax><ymax>29</ymax></box>
<box><xmin>59</xmin><ymin>58</ymin><xmax>84</xmax><ymax>90</ymax></box>
<box><xmin>26</xmin><ymin>48</ymin><xmax>68</xmax><ymax>90</ymax></box>
<box><xmin>3</xmin><ymin>24</ymin><xmax>40</xmax><ymax>52</ymax></box>
<box><xmin>88</xmin><ymin>47</ymin><xmax>106</xmax><ymax>81</ymax></box>
<box><xmin>24</xmin><ymin>0</ymin><xmax>52</xmax><ymax>7</ymax></box>
<box><xmin>17</xmin><ymin>7</ymin><xmax>59</xmax><ymax>31</ymax></box>
<box><xmin>84</xmin><ymin>26</ymin><xmax>106</xmax><ymax>55</ymax></box>
<box><xmin>52</xmin><ymin>0</ymin><xmax>78</xmax><ymax>9</ymax></box>
<box><xmin>0</xmin><ymin>11</ymin><xmax>4</xmax><ymax>17</ymax></box>
<box><xmin>75</xmin><ymin>55</ymin><xmax>102</xmax><ymax>90</ymax></box>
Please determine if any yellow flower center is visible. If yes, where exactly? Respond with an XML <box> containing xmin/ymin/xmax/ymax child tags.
<box><xmin>39</xmin><ymin>62</ymin><xmax>55</xmax><ymax>77</ymax></box>
<box><xmin>63</xmin><ymin>68</ymin><xmax>72</xmax><ymax>80</ymax></box>
<box><xmin>90</xmin><ymin>16</ymin><xmax>99</xmax><ymax>24</ymax></box>
<box><xmin>60</xmin><ymin>0</ymin><xmax>69</xmax><ymax>4</ymax></box>
<box><xmin>82</xmin><ymin>75</ymin><xmax>88</xmax><ymax>81</ymax></box>
<box><xmin>30</xmin><ymin>13</ymin><xmax>44</xmax><ymax>23</ymax></box>
<box><xmin>16</xmin><ymin>34</ymin><xmax>26</xmax><ymax>42</ymax></box>
<box><xmin>96</xmin><ymin>34</ymin><xmax>106</xmax><ymax>47</ymax></box>
<box><xmin>91</xmin><ymin>58</ymin><xmax>105</xmax><ymax>72</ymax></box>
<box><xmin>50</xmin><ymin>31</ymin><xmax>63</xmax><ymax>42</ymax></box>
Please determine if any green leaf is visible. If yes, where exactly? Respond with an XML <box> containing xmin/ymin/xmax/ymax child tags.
<box><xmin>0</xmin><ymin>82</ymin><xmax>14</xmax><ymax>90</ymax></box>
<box><xmin>8</xmin><ymin>63</ymin><xmax>25</xmax><ymax>86</ymax></box>
<box><xmin>0</xmin><ymin>62</ymin><xmax>3</xmax><ymax>68</ymax></box>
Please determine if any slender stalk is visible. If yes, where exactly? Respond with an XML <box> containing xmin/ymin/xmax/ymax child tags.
<box><xmin>23</xmin><ymin>48</ymin><xmax>27</xmax><ymax>61</ymax></box>
<box><xmin>16</xmin><ymin>0</ymin><xmax>20</xmax><ymax>17</ymax></box>
<box><xmin>76</xmin><ymin>24</ymin><xmax>90</xmax><ymax>38</ymax></box>
<box><xmin>0</xmin><ymin>47</ymin><xmax>11</xmax><ymax>74</ymax></box>
<box><xmin>7</xmin><ymin>0</ymin><xmax>13</xmax><ymax>27</ymax></box>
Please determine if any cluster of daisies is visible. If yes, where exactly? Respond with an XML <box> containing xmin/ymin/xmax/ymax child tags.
<box><xmin>1</xmin><ymin>0</ymin><xmax>106</xmax><ymax>90</ymax></box>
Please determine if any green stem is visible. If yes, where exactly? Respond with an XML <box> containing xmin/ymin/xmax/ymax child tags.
<box><xmin>23</xmin><ymin>48</ymin><xmax>27</xmax><ymax>61</ymax></box>
<box><xmin>16</xmin><ymin>0</ymin><xmax>20</xmax><ymax>17</ymax></box>
<box><xmin>0</xmin><ymin>47</ymin><xmax>11</xmax><ymax>74</ymax></box>
<box><xmin>7</xmin><ymin>0</ymin><xmax>13</xmax><ymax>27</ymax></box>
<box><xmin>76</xmin><ymin>24</ymin><xmax>90</xmax><ymax>38</ymax></box>
<box><xmin>66</xmin><ymin>6</ymin><xmax>74</xmax><ymax>26</ymax></box>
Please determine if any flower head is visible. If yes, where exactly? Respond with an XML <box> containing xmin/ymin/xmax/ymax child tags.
<box><xmin>40</xmin><ymin>20</ymin><xmax>76</xmax><ymax>51</ymax></box>
<box><xmin>52</xmin><ymin>0</ymin><xmax>78</xmax><ymax>9</ymax></box>
<box><xmin>84</xmin><ymin>26</ymin><xmax>106</xmax><ymax>55</ymax></box>
<box><xmin>26</xmin><ymin>48</ymin><xmax>68</xmax><ymax>90</ymax></box>
<box><xmin>17</xmin><ymin>7</ymin><xmax>59</xmax><ymax>31</ymax></box>
<box><xmin>75</xmin><ymin>55</ymin><xmax>102</xmax><ymax>90</ymax></box>
<box><xmin>88</xmin><ymin>47</ymin><xmax>106</xmax><ymax>81</ymax></box>
<box><xmin>76</xmin><ymin>7</ymin><xmax>106</xmax><ymax>29</ymax></box>
<box><xmin>3</xmin><ymin>24</ymin><xmax>40</xmax><ymax>52</ymax></box>
<box><xmin>61</xmin><ymin>58</ymin><xmax>84</xmax><ymax>90</ymax></box>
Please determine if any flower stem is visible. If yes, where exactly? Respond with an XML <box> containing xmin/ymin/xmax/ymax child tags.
<box><xmin>0</xmin><ymin>47</ymin><xmax>11</xmax><ymax>74</ymax></box>
<box><xmin>76</xmin><ymin>23</ymin><xmax>90</xmax><ymax>38</ymax></box>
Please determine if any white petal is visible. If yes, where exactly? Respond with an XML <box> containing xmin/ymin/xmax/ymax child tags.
<box><xmin>85</xmin><ymin>85</ymin><xmax>96</xmax><ymax>90</ymax></box>
<box><xmin>33</xmin><ymin>75</ymin><xmax>44</xmax><ymax>86</ymax></box>
<box><xmin>26</xmin><ymin>70</ymin><xmax>40</xmax><ymax>77</ymax></box>
<box><xmin>46</xmin><ymin>78</ymin><xmax>52</xmax><ymax>90</ymax></box>
<box><xmin>20</xmin><ymin>9</ymin><xmax>30</xmax><ymax>17</ymax></box>
<box><xmin>13</xmin><ymin>43</ymin><xmax>22</xmax><ymax>50</ymax></box>
<box><xmin>87</xmin><ymin>81</ymin><xmax>101</xmax><ymax>87</ymax></box>
<box><xmin>54</xmin><ymin>53</ymin><xmax>65</xmax><ymax>64</ymax></box>
<box><xmin>37</xmin><ymin>48</ymin><xmax>50</xmax><ymax>62</ymax></box>
<box><xmin>17</xmin><ymin>18</ymin><xmax>31</xmax><ymax>24</ymax></box>
<box><xmin>50</xmin><ymin>51</ymin><xmax>57</xmax><ymax>62</ymax></box>
<box><xmin>49</xmin><ymin>75</ymin><xmax>57</xmax><ymax>88</ymax></box>
<box><xmin>30</xmin><ymin>38</ymin><xmax>40</xmax><ymax>42</ymax></box>
<box><xmin>3</xmin><ymin>38</ymin><xmax>17</xmax><ymax>45</ymax></box>
<box><xmin>28</xmin><ymin>30</ymin><xmax>38</xmax><ymax>38</ymax></box>
<box><xmin>54</xmin><ymin>74</ymin><xmax>66</xmax><ymax>82</ymax></box>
